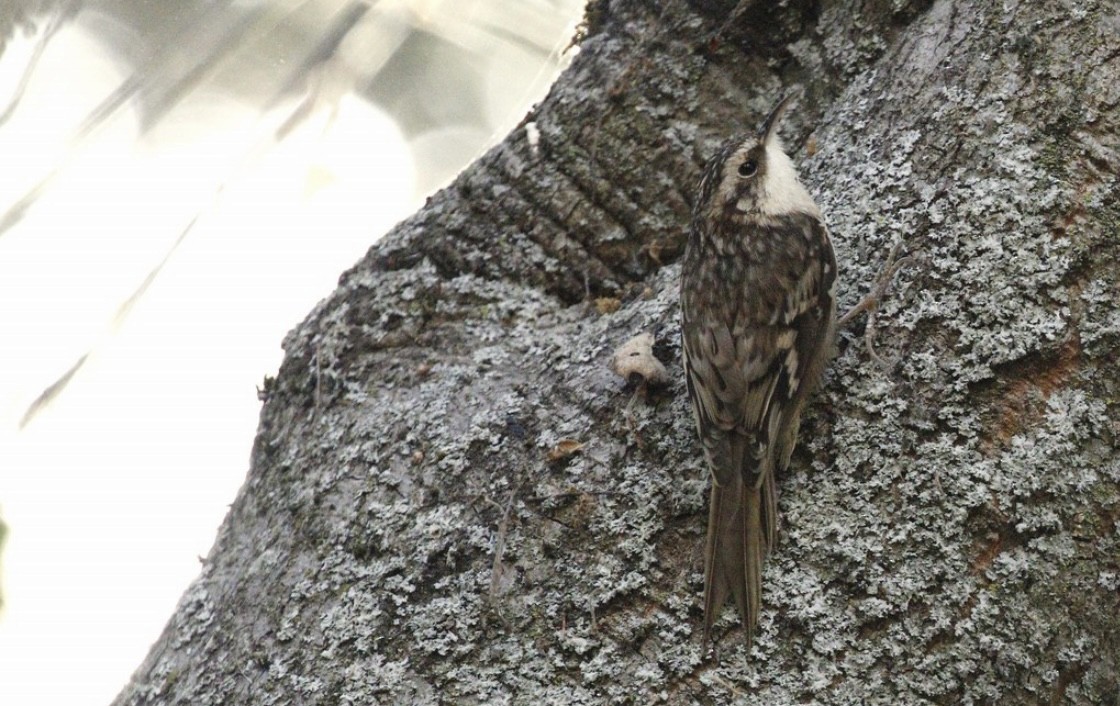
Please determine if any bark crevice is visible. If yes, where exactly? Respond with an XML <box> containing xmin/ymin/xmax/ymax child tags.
<box><xmin>114</xmin><ymin>1</ymin><xmax>1120</xmax><ymax>704</ymax></box>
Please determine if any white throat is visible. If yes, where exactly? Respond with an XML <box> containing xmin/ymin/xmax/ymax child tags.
<box><xmin>758</xmin><ymin>142</ymin><xmax>820</xmax><ymax>217</ymax></box>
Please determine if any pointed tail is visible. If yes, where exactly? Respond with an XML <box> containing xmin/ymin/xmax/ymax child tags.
<box><xmin>702</xmin><ymin>472</ymin><xmax>777</xmax><ymax>645</ymax></box>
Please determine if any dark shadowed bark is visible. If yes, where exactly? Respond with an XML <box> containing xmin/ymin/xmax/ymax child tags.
<box><xmin>113</xmin><ymin>1</ymin><xmax>1120</xmax><ymax>704</ymax></box>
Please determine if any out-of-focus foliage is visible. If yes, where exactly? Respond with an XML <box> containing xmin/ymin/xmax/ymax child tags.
<box><xmin>0</xmin><ymin>0</ymin><xmax>582</xmax><ymax>423</ymax></box>
<box><xmin>0</xmin><ymin>511</ymin><xmax>6</xmax><ymax>611</ymax></box>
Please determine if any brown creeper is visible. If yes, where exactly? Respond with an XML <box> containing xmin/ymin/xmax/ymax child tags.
<box><xmin>680</xmin><ymin>95</ymin><xmax>837</xmax><ymax>645</ymax></box>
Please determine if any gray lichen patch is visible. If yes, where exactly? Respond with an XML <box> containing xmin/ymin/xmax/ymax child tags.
<box><xmin>114</xmin><ymin>1</ymin><xmax>1120</xmax><ymax>705</ymax></box>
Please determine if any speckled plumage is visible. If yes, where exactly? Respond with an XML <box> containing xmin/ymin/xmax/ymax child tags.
<box><xmin>680</xmin><ymin>96</ymin><xmax>837</xmax><ymax>645</ymax></box>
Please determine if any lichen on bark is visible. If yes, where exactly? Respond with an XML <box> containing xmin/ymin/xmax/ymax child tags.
<box><xmin>115</xmin><ymin>1</ymin><xmax>1120</xmax><ymax>704</ymax></box>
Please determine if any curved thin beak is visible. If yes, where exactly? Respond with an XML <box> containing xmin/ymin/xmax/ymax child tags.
<box><xmin>758</xmin><ymin>93</ymin><xmax>795</xmax><ymax>145</ymax></box>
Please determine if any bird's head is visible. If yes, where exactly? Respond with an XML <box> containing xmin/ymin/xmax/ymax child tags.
<box><xmin>698</xmin><ymin>94</ymin><xmax>820</xmax><ymax>223</ymax></box>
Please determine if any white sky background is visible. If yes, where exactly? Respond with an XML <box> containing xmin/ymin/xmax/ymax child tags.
<box><xmin>0</xmin><ymin>3</ymin><xmax>581</xmax><ymax>704</ymax></box>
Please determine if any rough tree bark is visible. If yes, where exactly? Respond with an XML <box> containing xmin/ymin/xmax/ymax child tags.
<box><xmin>113</xmin><ymin>0</ymin><xmax>1120</xmax><ymax>704</ymax></box>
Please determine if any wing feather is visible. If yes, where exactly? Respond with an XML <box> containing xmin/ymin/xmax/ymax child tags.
<box><xmin>683</xmin><ymin>215</ymin><xmax>835</xmax><ymax>489</ymax></box>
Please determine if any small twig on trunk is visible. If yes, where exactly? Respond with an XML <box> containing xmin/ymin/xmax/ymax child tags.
<box><xmin>486</xmin><ymin>481</ymin><xmax>525</xmax><ymax>625</ymax></box>
<box><xmin>838</xmin><ymin>241</ymin><xmax>915</xmax><ymax>368</ymax></box>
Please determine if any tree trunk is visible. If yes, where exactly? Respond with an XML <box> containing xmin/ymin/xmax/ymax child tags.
<box><xmin>113</xmin><ymin>1</ymin><xmax>1120</xmax><ymax>703</ymax></box>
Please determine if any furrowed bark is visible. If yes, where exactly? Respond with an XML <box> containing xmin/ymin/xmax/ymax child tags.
<box><xmin>115</xmin><ymin>1</ymin><xmax>1120</xmax><ymax>704</ymax></box>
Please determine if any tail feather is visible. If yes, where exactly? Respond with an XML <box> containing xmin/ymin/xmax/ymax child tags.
<box><xmin>703</xmin><ymin>474</ymin><xmax>774</xmax><ymax>645</ymax></box>
<box><xmin>762</xmin><ymin>469</ymin><xmax>778</xmax><ymax>550</ymax></box>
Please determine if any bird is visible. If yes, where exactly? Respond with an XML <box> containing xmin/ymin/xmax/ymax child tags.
<box><xmin>679</xmin><ymin>94</ymin><xmax>837</xmax><ymax>646</ymax></box>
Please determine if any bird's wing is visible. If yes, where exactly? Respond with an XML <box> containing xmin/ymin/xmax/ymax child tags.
<box><xmin>683</xmin><ymin>216</ymin><xmax>835</xmax><ymax>488</ymax></box>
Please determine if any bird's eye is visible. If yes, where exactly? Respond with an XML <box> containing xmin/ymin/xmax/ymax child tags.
<box><xmin>737</xmin><ymin>159</ymin><xmax>758</xmax><ymax>178</ymax></box>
